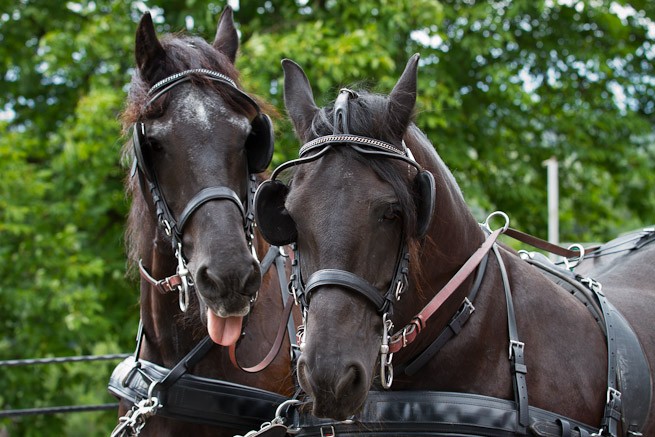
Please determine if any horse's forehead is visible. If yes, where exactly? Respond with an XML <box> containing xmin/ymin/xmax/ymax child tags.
<box><xmin>169</xmin><ymin>86</ymin><xmax>251</xmax><ymax>134</ymax></box>
<box><xmin>290</xmin><ymin>153</ymin><xmax>395</xmax><ymax>214</ymax></box>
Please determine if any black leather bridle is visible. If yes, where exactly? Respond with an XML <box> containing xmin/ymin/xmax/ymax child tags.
<box><xmin>132</xmin><ymin>69</ymin><xmax>262</xmax><ymax>311</ymax></box>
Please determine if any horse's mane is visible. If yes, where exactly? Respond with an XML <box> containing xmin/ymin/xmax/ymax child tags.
<box><xmin>120</xmin><ymin>32</ymin><xmax>262</xmax><ymax>272</ymax></box>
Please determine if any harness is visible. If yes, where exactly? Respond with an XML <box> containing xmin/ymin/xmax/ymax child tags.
<box><xmin>283</xmin><ymin>225</ymin><xmax>653</xmax><ymax>437</ymax></box>
<box><xmin>252</xmin><ymin>86</ymin><xmax>652</xmax><ymax>436</ymax></box>
<box><xmin>109</xmin><ymin>245</ymin><xmax>298</xmax><ymax>436</ymax></box>
<box><xmin>242</xmin><ymin>219</ymin><xmax>653</xmax><ymax>437</ymax></box>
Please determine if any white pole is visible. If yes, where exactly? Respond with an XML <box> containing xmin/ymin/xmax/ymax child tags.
<box><xmin>543</xmin><ymin>157</ymin><xmax>559</xmax><ymax>253</ymax></box>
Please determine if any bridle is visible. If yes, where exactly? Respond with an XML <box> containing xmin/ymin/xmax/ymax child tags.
<box><xmin>254</xmin><ymin>89</ymin><xmax>435</xmax><ymax>388</ymax></box>
<box><xmin>132</xmin><ymin>68</ymin><xmax>268</xmax><ymax>311</ymax></box>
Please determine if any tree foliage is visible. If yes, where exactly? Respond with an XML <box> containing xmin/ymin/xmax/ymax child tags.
<box><xmin>1</xmin><ymin>0</ymin><xmax>653</xmax><ymax>435</ymax></box>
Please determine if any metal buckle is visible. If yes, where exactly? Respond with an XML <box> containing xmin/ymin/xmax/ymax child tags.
<box><xmin>394</xmin><ymin>279</ymin><xmax>405</xmax><ymax>301</ymax></box>
<box><xmin>175</xmin><ymin>244</ymin><xmax>191</xmax><ymax>312</ymax></box>
<box><xmin>462</xmin><ymin>297</ymin><xmax>475</xmax><ymax>315</ymax></box>
<box><xmin>581</xmin><ymin>277</ymin><xmax>603</xmax><ymax>295</ymax></box>
<box><xmin>296</xmin><ymin>325</ymin><xmax>306</xmax><ymax>352</ymax></box>
<box><xmin>320</xmin><ymin>426</ymin><xmax>336</xmax><ymax>437</ymax></box>
<box><xmin>161</xmin><ymin>219</ymin><xmax>173</xmax><ymax>237</ymax></box>
<box><xmin>606</xmin><ymin>387</ymin><xmax>621</xmax><ymax>404</ymax></box>
<box><xmin>401</xmin><ymin>323</ymin><xmax>416</xmax><ymax>348</ymax></box>
<box><xmin>509</xmin><ymin>340</ymin><xmax>525</xmax><ymax>360</ymax></box>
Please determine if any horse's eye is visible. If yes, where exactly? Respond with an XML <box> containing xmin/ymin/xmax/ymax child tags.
<box><xmin>146</xmin><ymin>137</ymin><xmax>163</xmax><ymax>152</ymax></box>
<box><xmin>381</xmin><ymin>204</ymin><xmax>401</xmax><ymax>222</ymax></box>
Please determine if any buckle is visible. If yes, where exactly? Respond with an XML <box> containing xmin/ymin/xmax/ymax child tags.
<box><xmin>462</xmin><ymin>297</ymin><xmax>475</xmax><ymax>315</ymax></box>
<box><xmin>509</xmin><ymin>340</ymin><xmax>525</xmax><ymax>360</ymax></box>
<box><xmin>606</xmin><ymin>387</ymin><xmax>621</xmax><ymax>404</ymax></box>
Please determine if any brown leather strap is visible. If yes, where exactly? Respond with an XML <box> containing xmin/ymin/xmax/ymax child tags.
<box><xmin>138</xmin><ymin>260</ymin><xmax>181</xmax><ymax>294</ymax></box>
<box><xmin>389</xmin><ymin>228</ymin><xmax>503</xmax><ymax>353</ymax></box>
<box><xmin>504</xmin><ymin>227</ymin><xmax>588</xmax><ymax>258</ymax></box>
<box><xmin>229</xmin><ymin>296</ymin><xmax>295</xmax><ymax>373</ymax></box>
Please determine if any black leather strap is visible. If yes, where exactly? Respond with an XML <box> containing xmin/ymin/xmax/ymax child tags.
<box><xmin>177</xmin><ymin>187</ymin><xmax>245</xmax><ymax>231</ymax></box>
<box><xmin>156</xmin><ymin>336</ymin><xmax>215</xmax><ymax>391</ymax></box>
<box><xmin>523</xmin><ymin>253</ymin><xmax>652</xmax><ymax>435</ymax></box>
<box><xmin>290</xmin><ymin>391</ymin><xmax>597</xmax><ymax>437</ymax></box>
<box><xmin>304</xmin><ymin>269</ymin><xmax>388</xmax><ymax>313</ymax></box>
<box><xmin>274</xmin><ymin>249</ymin><xmax>299</xmax><ymax>362</ymax></box>
<box><xmin>399</xmin><ymin>254</ymin><xmax>489</xmax><ymax>376</ymax></box>
<box><xmin>493</xmin><ymin>244</ymin><xmax>529</xmax><ymax>434</ymax></box>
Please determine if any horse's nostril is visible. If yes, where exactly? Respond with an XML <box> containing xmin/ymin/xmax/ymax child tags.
<box><xmin>336</xmin><ymin>363</ymin><xmax>365</xmax><ymax>399</ymax></box>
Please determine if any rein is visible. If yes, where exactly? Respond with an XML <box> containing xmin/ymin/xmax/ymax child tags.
<box><xmin>386</xmin><ymin>224</ymin><xmax>506</xmax><ymax>354</ymax></box>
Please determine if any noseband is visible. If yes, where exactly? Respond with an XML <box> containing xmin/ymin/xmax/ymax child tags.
<box><xmin>133</xmin><ymin>69</ymin><xmax>261</xmax><ymax>311</ymax></box>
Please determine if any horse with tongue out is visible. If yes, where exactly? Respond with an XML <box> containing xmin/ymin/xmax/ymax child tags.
<box><xmin>111</xmin><ymin>8</ymin><xmax>295</xmax><ymax>437</ymax></box>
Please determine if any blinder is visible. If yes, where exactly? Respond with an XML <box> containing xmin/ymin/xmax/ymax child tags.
<box><xmin>254</xmin><ymin>179</ymin><xmax>297</xmax><ymax>246</ymax></box>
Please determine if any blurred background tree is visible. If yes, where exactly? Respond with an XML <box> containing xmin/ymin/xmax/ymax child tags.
<box><xmin>1</xmin><ymin>0</ymin><xmax>653</xmax><ymax>435</ymax></box>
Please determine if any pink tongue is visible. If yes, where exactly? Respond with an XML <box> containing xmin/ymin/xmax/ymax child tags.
<box><xmin>207</xmin><ymin>309</ymin><xmax>244</xmax><ymax>346</ymax></box>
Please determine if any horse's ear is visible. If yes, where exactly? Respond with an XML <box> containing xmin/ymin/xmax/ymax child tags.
<box><xmin>282</xmin><ymin>59</ymin><xmax>319</xmax><ymax>142</ymax></box>
<box><xmin>135</xmin><ymin>12</ymin><xmax>167</xmax><ymax>85</ymax></box>
<box><xmin>387</xmin><ymin>53</ymin><xmax>419</xmax><ymax>138</ymax></box>
<box><xmin>213</xmin><ymin>6</ymin><xmax>238</xmax><ymax>63</ymax></box>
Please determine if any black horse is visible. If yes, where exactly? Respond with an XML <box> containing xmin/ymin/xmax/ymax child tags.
<box><xmin>254</xmin><ymin>54</ymin><xmax>654</xmax><ymax>436</ymax></box>
<box><xmin>109</xmin><ymin>9</ymin><xmax>296</xmax><ymax>436</ymax></box>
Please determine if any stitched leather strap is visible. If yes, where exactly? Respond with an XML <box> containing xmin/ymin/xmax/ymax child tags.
<box><xmin>389</xmin><ymin>228</ymin><xmax>503</xmax><ymax>353</ymax></box>
<box><xmin>504</xmin><ymin>228</ymin><xmax>584</xmax><ymax>258</ymax></box>
<box><xmin>138</xmin><ymin>260</ymin><xmax>182</xmax><ymax>294</ymax></box>
<box><xmin>398</xmin><ymin>254</ymin><xmax>489</xmax><ymax>376</ymax></box>
<box><xmin>229</xmin><ymin>246</ymin><xmax>297</xmax><ymax>373</ymax></box>
<box><xmin>290</xmin><ymin>391</ymin><xmax>597</xmax><ymax>437</ymax></box>
<box><xmin>157</xmin><ymin>336</ymin><xmax>215</xmax><ymax>391</ymax></box>
<box><xmin>109</xmin><ymin>356</ymin><xmax>288</xmax><ymax>430</ymax></box>
<box><xmin>304</xmin><ymin>269</ymin><xmax>388</xmax><ymax>313</ymax></box>
<box><xmin>493</xmin><ymin>244</ymin><xmax>529</xmax><ymax>434</ymax></box>
<box><xmin>177</xmin><ymin>187</ymin><xmax>246</xmax><ymax>230</ymax></box>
